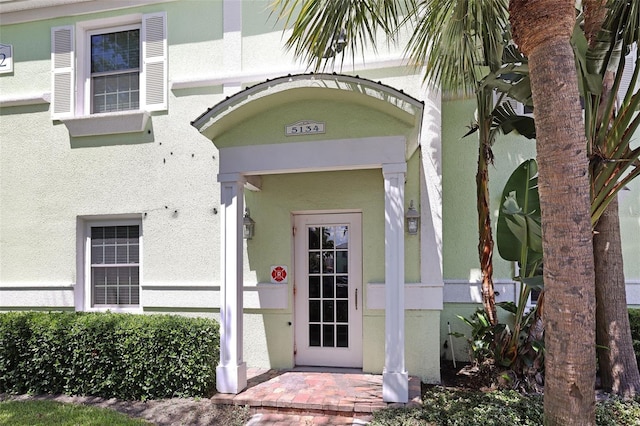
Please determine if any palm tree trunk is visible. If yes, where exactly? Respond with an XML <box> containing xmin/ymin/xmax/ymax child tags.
<box><xmin>477</xmin><ymin>90</ymin><xmax>497</xmax><ymax>326</ymax></box>
<box><xmin>583</xmin><ymin>0</ymin><xmax>640</xmax><ymax>398</ymax></box>
<box><xmin>594</xmin><ymin>197</ymin><xmax>640</xmax><ymax>397</ymax></box>
<box><xmin>510</xmin><ymin>1</ymin><xmax>596</xmax><ymax>424</ymax></box>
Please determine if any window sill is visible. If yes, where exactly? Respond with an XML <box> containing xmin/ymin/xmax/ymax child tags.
<box><xmin>62</xmin><ymin>110</ymin><xmax>150</xmax><ymax>137</ymax></box>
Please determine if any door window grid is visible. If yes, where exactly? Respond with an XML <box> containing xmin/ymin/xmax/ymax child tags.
<box><xmin>308</xmin><ymin>225</ymin><xmax>349</xmax><ymax>348</ymax></box>
<box><xmin>91</xmin><ymin>225</ymin><xmax>140</xmax><ymax>306</ymax></box>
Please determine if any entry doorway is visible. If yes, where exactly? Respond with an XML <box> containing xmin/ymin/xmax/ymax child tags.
<box><xmin>293</xmin><ymin>213</ymin><xmax>363</xmax><ymax>368</ymax></box>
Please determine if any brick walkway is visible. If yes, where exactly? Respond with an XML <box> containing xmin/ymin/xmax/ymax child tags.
<box><xmin>211</xmin><ymin>367</ymin><xmax>422</xmax><ymax>425</ymax></box>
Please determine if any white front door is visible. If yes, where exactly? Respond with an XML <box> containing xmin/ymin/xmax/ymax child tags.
<box><xmin>294</xmin><ymin>213</ymin><xmax>363</xmax><ymax>368</ymax></box>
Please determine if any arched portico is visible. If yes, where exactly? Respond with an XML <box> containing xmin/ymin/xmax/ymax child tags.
<box><xmin>192</xmin><ymin>73</ymin><xmax>441</xmax><ymax>403</ymax></box>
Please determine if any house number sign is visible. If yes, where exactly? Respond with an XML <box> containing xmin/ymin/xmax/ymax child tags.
<box><xmin>285</xmin><ymin>120</ymin><xmax>325</xmax><ymax>136</ymax></box>
<box><xmin>0</xmin><ymin>44</ymin><xmax>13</xmax><ymax>74</ymax></box>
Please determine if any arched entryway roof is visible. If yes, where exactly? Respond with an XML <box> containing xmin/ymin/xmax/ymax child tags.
<box><xmin>192</xmin><ymin>73</ymin><xmax>424</xmax><ymax>161</ymax></box>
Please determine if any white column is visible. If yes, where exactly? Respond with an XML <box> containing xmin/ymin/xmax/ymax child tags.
<box><xmin>382</xmin><ymin>163</ymin><xmax>408</xmax><ymax>403</ymax></box>
<box><xmin>216</xmin><ymin>173</ymin><xmax>247</xmax><ymax>394</ymax></box>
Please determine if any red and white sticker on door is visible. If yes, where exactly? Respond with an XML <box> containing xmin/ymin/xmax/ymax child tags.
<box><xmin>270</xmin><ymin>265</ymin><xmax>288</xmax><ymax>283</ymax></box>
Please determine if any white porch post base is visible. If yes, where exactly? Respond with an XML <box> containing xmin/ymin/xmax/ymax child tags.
<box><xmin>216</xmin><ymin>362</ymin><xmax>247</xmax><ymax>394</ymax></box>
<box><xmin>382</xmin><ymin>370</ymin><xmax>409</xmax><ymax>403</ymax></box>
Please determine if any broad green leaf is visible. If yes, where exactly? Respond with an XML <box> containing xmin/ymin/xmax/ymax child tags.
<box><xmin>497</xmin><ymin>159</ymin><xmax>541</xmax><ymax>264</ymax></box>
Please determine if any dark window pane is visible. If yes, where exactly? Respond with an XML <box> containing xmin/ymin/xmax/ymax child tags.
<box><xmin>323</xmin><ymin>300</ymin><xmax>334</xmax><ymax>322</ymax></box>
<box><xmin>323</xmin><ymin>252</ymin><xmax>334</xmax><ymax>273</ymax></box>
<box><xmin>116</xmin><ymin>245</ymin><xmax>128</xmax><ymax>263</ymax></box>
<box><xmin>106</xmin><ymin>267</ymin><xmax>117</xmax><ymax>285</ymax></box>
<box><xmin>91</xmin><ymin>246</ymin><xmax>103</xmax><ymax>264</ymax></box>
<box><xmin>322</xmin><ymin>227</ymin><xmax>334</xmax><ymax>249</ymax></box>
<box><xmin>91</xmin><ymin>227</ymin><xmax>104</xmax><ymax>241</ymax></box>
<box><xmin>104</xmin><ymin>245</ymin><xmax>116</xmax><ymax>264</ymax></box>
<box><xmin>336</xmin><ymin>300</ymin><xmax>348</xmax><ymax>323</ymax></box>
<box><xmin>309</xmin><ymin>300</ymin><xmax>321</xmax><ymax>322</ymax></box>
<box><xmin>309</xmin><ymin>276</ymin><xmax>320</xmax><ymax>298</ymax></box>
<box><xmin>337</xmin><ymin>325</ymin><xmax>348</xmax><ymax>347</ymax></box>
<box><xmin>323</xmin><ymin>324</ymin><xmax>334</xmax><ymax>347</ymax></box>
<box><xmin>336</xmin><ymin>276</ymin><xmax>348</xmax><ymax>298</ymax></box>
<box><xmin>309</xmin><ymin>324</ymin><xmax>321</xmax><ymax>347</ymax></box>
<box><xmin>130</xmin><ymin>267</ymin><xmax>139</xmax><ymax>285</ymax></box>
<box><xmin>118</xmin><ymin>286</ymin><xmax>130</xmax><ymax>304</ymax></box>
<box><xmin>118</xmin><ymin>267</ymin><xmax>131</xmax><ymax>286</ymax></box>
<box><xmin>116</xmin><ymin>226</ymin><xmax>128</xmax><ymax>241</ymax></box>
<box><xmin>309</xmin><ymin>252</ymin><xmax>320</xmax><ymax>274</ymax></box>
<box><xmin>336</xmin><ymin>251</ymin><xmax>348</xmax><ymax>273</ymax></box>
<box><xmin>104</xmin><ymin>227</ymin><xmax>116</xmax><ymax>244</ymax></box>
<box><xmin>308</xmin><ymin>227</ymin><xmax>320</xmax><ymax>249</ymax></box>
<box><xmin>322</xmin><ymin>276</ymin><xmax>334</xmax><ymax>298</ymax></box>
<box><xmin>92</xmin><ymin>267</ymin><xmax>105</xmax><ymax>287</ymax></box>
<box><xmin>129</xmin><ymin>245</ymin><xmax>139</xmax><ymax>263</ymax></box>
<box><xmin>130</xmin><ymin>285</ymin><xmax>140</xmax><ymax>304</ymax></box>
<box><xmin>106</xmin><ymin>287</ymin><xmax>117</xmax><ymax>304</ymax></box>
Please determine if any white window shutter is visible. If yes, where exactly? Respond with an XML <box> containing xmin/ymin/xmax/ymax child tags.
<box><xmin>142</xmin><ymin>12</ymin><xmax>167</xmax><ymax>112</ymax></box>
<box><xmin>618</xmin><ymin>43</ymin><xmax>638</xmax><ymax>106</ymax></box>
<box><xmin>51</xmin><ymin>25</ymin><xmax>75</xmax><ymax>119</ymax></box>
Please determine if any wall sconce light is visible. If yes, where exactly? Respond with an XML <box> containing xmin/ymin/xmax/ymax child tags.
<box><xmin>406</xmin><ymin>200</ymin><xmax>420</xmax><ymax>235</ymax></box>
<box><xmin>243</xmin><ymin>208</ymin><xmax>255</xmax><ymax>240</ymax></box>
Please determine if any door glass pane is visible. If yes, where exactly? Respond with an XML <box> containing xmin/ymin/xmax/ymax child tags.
<box><xmin>322</xmin><ymin>276</ymin><xmax>334</xmax><ymax>298</ymax></box>
<box><xmin>336</xmin><ymin>251</ymin><xmax>348</xmax><ymax>273</ymax></box>
<box><xmin>309</xmin><ymin>276</ymin><xmax>320</xmax><ymax>298</ymax></box>
<box><xmin>323</xmin><ymin>252</ymin><xmax>335</xmax><ymax>272</ymax></box>
<box><xmin>322</xmin><ymin>228</ymin><xmax>334</xmax><ymax>249</ymax></box>
<box><xmin>309</xmin><ymin>300</ymin><xmax>320</xmax><ymax>322</ymax></box>
<box><xmin>336</xmin><ymin>300</ymin><xmax>348</xmax><ymax>323</ymax></box>
<box><xmin>323</xmin><ymin>300</ymin><xmax>334</xmax><ymax>322</ymax></box>
<box><xmin>309</xmin><ymin>324</ymin><xmax>321</xmax><ymax>347</ymax></box>
<box><xmin>309</xmin><ymin>252</ymin><xmax>320</xmax><ymax>273</ymax></box>
<box><xmin>337</xmin><ymin>325</ymin><xmax>348</xmax><ymax>347</ymax></box>
<box><xmin>323</xmin><ymin>324</ymin><xmax>334</xmax><ymax>347</ymax></box>
<box><xmin>336</xmin><ymin>276</ymin><xmax>348</xmax><ymax>298</ymax></box>
<box><xmin>309</xmin><ymin>227</ymin><xmax>320</xmax><ymax>249</ymax></box>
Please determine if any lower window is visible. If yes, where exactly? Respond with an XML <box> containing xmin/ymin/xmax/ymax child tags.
<box><xmin>89</xmin><ymin>222</ymin><xmax>140</xmax><ymax>307</ymax></box>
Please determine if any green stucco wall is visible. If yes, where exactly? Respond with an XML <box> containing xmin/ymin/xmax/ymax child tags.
<box><xmin>442</xmin><ymin>99</ymin><xmax>538</xmax><ymax>282</ymax></box>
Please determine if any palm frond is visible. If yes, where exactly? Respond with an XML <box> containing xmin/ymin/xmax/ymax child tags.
<box><xmin>270</xmin><ymin>0</ymin><xmax>414</xmax><ymax>71</ymax></box>
<box><xmin>405</xmin><ymin>0</ymin><xmax>509</xmax><ymax>98</ymax></box>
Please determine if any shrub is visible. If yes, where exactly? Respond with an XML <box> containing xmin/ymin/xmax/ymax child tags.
<box><xmin>371</xmin><ymin>387</ymin><xmax>640</xmax><ymax>426</ymax></box>
<box><xmin>0</xmin><ymin>312</ymin><xmax>219</xmax><ymax>400</ymax></box>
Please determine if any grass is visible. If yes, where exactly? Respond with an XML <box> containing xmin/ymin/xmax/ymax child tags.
<box><xmin>371</xmin><ymin>387</ymin><xmax>640</xmax><ymax>425</ymax></box>
<box><xmin>0</xmin><ymin>400</ymin><xmax>150</xmax><ymax>426</ymax></box>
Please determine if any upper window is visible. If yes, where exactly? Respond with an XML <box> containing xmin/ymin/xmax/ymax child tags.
<box><xmin>90</xmin><ymin>27</ymin><xmax>140</xmax><ymax>113</ymax></box>
<box><xmin>51</xmin><ymin>12</ymin><xmax>166</xmax><ymax>121</ymax></box>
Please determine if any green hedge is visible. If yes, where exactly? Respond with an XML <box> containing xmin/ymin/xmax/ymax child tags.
<box><xmin>630</xmin><ymin>309</ymin><xmax>640</xmax><ymax>368</ymax></box>
<box><xmin>0</xmin><ymin>312</ymin><xmax>219</xmax><ymax>400</ymax></box>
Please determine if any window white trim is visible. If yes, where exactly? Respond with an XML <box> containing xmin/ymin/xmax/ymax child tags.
<box><xmin>52</xmin><ymin>12</ymin><xmax>166</xmax><ymax>131</ymax></box>
<box><xmin>79</xmin><ymin>218</ymin><xmax>143</xmax><ymax>313</ymax></box>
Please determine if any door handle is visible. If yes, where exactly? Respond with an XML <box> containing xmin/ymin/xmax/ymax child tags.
<box><xmin>355</xmin><ymin>288</ymin><xmax>358</xmax><ymax>310</ymax></box>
